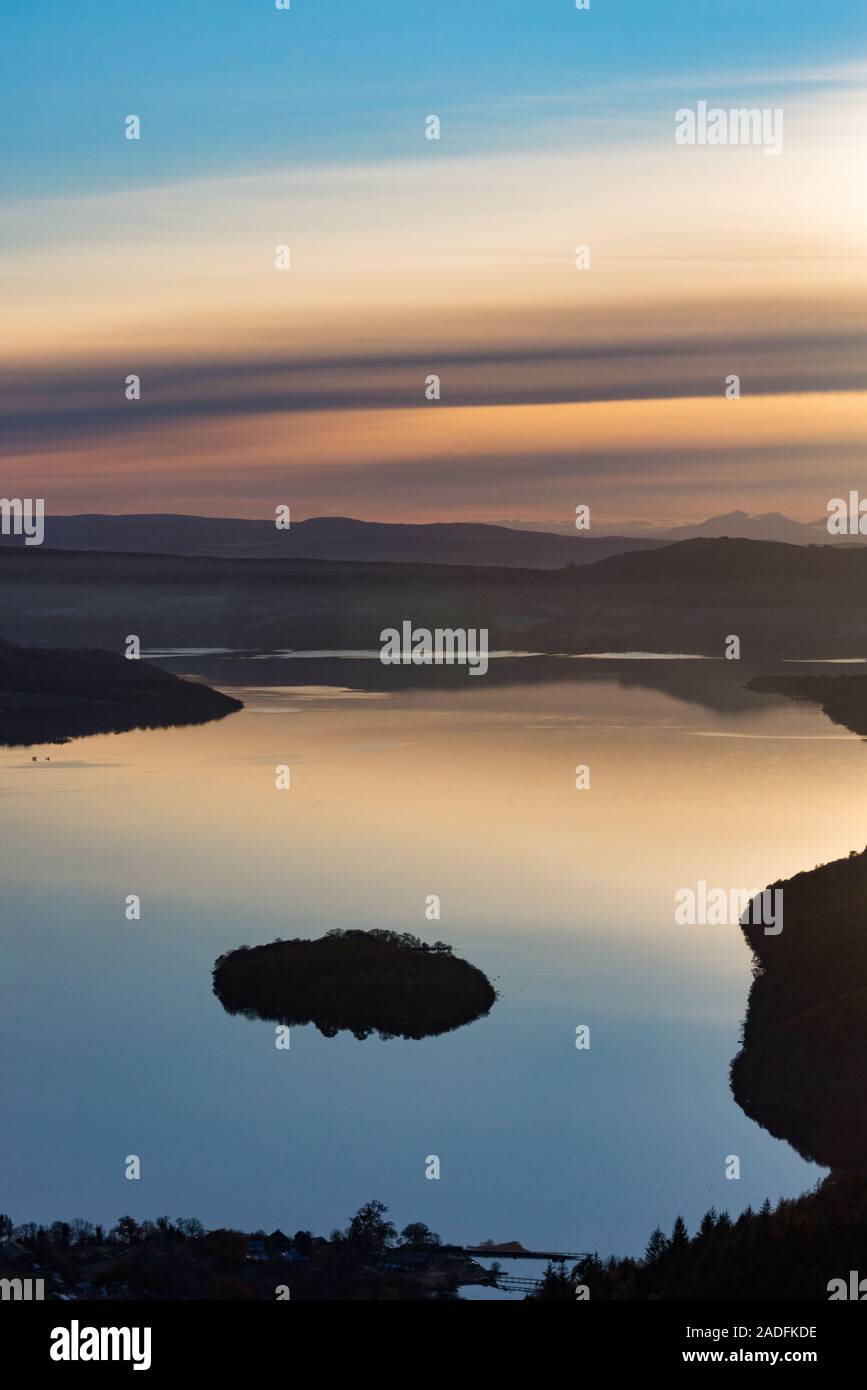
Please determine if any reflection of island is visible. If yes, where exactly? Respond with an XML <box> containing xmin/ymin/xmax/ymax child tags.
<box><xmin>747</xmin><ymin>672</ymin><xmax>867</xmax><ymax>737</ymax></box>
<box><xmin>731</xmin><ymin>846</ymin><xmax>867</xmax><ymax>1169</ymax></box>
<box><xmin>212</xmin><ymin>928</ymin><xmax>497</xmax><ymax>1040</ymax></box>
<box><xmin>0</xmin><ymin>638</ymin><xmax>242</xmax><ymax>746</ymax></box>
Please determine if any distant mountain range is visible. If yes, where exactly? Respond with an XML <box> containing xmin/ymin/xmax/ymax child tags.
<box><xmin>655</xmin><ymin>510</ymin><xmax>833</xmax><ymax>545</ymax></box>
<box><xmin>501</xmin><ymin>510</ymin><xmax>840</xmax><ymax>545</ymax></box>
<box><xmin>1</xmin><ymin>510</ymin><xmax>852</xmax><ymax>567</ymax></box>
<box><xmin>0</xmin><ymin>513</ymin><xmax>666</xmax><ymax>568</ymax></box>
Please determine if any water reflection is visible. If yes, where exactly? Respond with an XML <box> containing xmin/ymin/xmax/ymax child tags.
<box><xmin>2</xmin><ymin>659</ymin><xmax>845</xmax><ymax>1257</ymax></box>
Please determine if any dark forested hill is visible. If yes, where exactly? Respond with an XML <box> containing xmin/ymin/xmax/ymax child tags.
<box><xmin>3</xmin><ymin>538</ymin><xmax>867</xmax><ymax>659</ymax></box>
<box><xmin>0</xmin><ymin>638</ymin><xmax>241</xmax><ymax>745</ymax></box>
<box><xmin>731</xmin><ymin>846</ymin><xmax>867</xmax><ymax>1171</ymax></box>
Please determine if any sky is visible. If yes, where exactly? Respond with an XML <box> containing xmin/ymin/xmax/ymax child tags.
<box><xmin>2</xmin><ymin>1</ymin><xmax>867</xmax><ymax>523</ymax></box>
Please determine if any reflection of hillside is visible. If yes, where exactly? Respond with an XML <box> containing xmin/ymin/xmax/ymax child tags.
<box><xmin>213</xmin><ymin>929</ymin><xmax>497</xmax><ymax>1041</ymax></box>
<box><xmin>154</xmin><ymin>650</ymin><xmax>833</xmax><ymax>724</ymax></box>
<box><xmin>747</xmin><ymin>673</ymin><xmax>867</xmax><ymax>736</ymax></box>
<box><xmin>0</xmin><ymin>638</ymin><xmax>242</xmax><ymax>747</ymax></box>
<box><xmin>731</xmin><ymin>847</ymin><xmax>867</xmax><ymax>1169</ymax></box>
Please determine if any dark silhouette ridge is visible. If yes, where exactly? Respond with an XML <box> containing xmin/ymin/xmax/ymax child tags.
<box><xmin>212</xmin><ymin>929</ymin><xmax>497</xmax><ymax>1040</ymax></box>
<box><xmin>0</xmin><ymin>1200</ymin><xmax>487</xmax><ymax>1300</ymax></box>
<box><xmin>12</xmin><ymin>1177</ymin><xmax>867</xmax><ymax>1300</ymax></box>
<box><xmin>731</xmin><ymin>846</ymin><xmax>867</xmax><ymax>1170</ymax></box>
<box><xmin>0</xmin><ymin>638</ymin><xmax>242</xmax><ymax>746</ymax></box>
<box><xmin>0</xmin><ymin>511</ymin><xmax>855</xmax><ymax>562</ymax></box>
<box><xmin>0</xmin><ymin>513</ymin><xmax>665</xmax><ymax>568</ymax></box>
<box><xmin>6</xmin><ymin>537</ymin><xmax>867</xmax><ymax>660</ymax></box>
<box><xmin>587</xmin><ymin>535</ymin><xmax>867</xmax><ymax>583</ymax></box>
<box><xmin>528</xmin><ymin>1174</ymin><xmax>867</xmax><ymax>1299</ymax></box>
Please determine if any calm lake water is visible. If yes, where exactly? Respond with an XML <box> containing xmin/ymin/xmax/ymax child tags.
<box><xmin>5</xmin><ymin>656</ymin><xmax>858</xmax><ymax>1279</ymax></box>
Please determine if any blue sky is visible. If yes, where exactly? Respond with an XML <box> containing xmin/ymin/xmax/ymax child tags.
<box><xmin>3</xmin><ymin>2</ymin><xmax>867</xmax><ymax>522</ymax></box>
<box><xmin>4</xmin><ymin>1</ymin><xmax>867</xmax><ymax>198</ymax></box>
